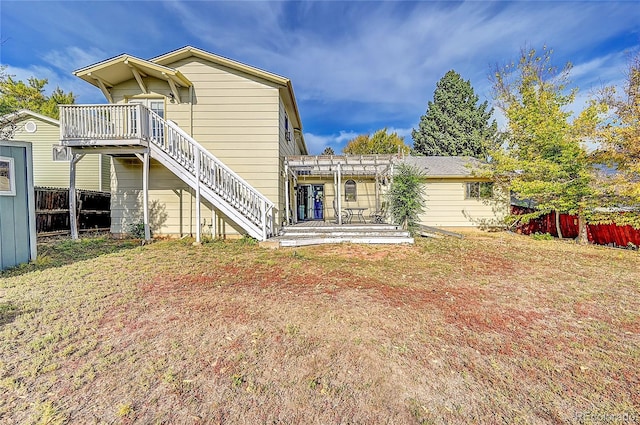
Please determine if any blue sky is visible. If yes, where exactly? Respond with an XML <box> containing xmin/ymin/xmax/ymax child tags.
<box><xmin>1</xmin><ymin>1</ymin><xmax>638</xmax><ymax>154</ymax></box>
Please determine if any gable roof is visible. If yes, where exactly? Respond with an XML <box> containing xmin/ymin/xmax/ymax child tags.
<box><xmin>74</xmin><ymin>53</ymin><xmax>192</xmax><ymax>88</ymax></box>
<box><xmin>151</xmin><ymin>46</ymin><xmax>289</xmax><ymax>85</ymax></box>
<box><xmin>151</xmin><ymin>46</ymin><xmax>304</xmax><ymax>131</ymax></box>
<box><xmin>402</xmin><ymin>156</ymin><xmax>483</xmax><ymax>178</ymax></box>
<box><xmin>73</xmin><ymin>46</ymin><xmax>304</xmax><ymax>133</ymax></box>
<box><xmin>0</xmin><ymin>109</ymin><xmax>59</xmax><ymax>126</ymax></box>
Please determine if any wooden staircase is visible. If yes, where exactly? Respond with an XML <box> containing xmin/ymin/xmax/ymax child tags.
<box><xmin>59</xmin><ymin>104</ymin><xmax>275</xmax><ymax>240</ymax></box>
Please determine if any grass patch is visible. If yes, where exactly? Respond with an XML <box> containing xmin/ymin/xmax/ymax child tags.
<box><xmin>0</xmin><ymin>233</ymin><xmax>638</xmax><ymax>423</ymax></box>
<box><xmin>0</xmin><ymin>235</ymin><xmax>138</xmax><ymax>278</ymax></box>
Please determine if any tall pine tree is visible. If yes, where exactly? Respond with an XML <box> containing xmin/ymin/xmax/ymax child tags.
<box><xmin>412</xmin><ymin>70</ymin><xmax>497</xmax><ymax>159</ymax></box>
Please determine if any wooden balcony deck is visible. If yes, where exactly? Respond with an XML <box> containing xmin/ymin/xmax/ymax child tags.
<box><xmin>59</xmin><ymin>104</ymin><xmax>153</xmax><ymax>148</ymax></box>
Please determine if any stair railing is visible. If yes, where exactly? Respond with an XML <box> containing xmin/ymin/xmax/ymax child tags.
<box><xmin>146</xmin><ymin>109</ymin><xmax>274</xmax><ymax>239</ymax></box>
<box><xmin>59</xmin><ymin>104</ymin><xmax>275</xmax><ymax>239</ymax></box>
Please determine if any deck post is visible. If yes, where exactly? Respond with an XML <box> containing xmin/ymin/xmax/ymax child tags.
<box><xmin>195</xmin><ymin>151</ymin><xmax>201</xmax><ymax>243</ymax></box>
<box><xmin>261</xmin><ymin>199</ymin><xmax>267</xmax><ymax>241</ymax></box>
<box><xmin>292</xmin><ymin>175</ymin><xmax>298</xmax><ymax>224</ymax></box>
<box><xmin>142</xmin><ymin>151</ymin><xmax>151</xmax><ymax>241</ymax></box>
<box><xmin>284</xmin><ymin>164</ymin><xmax>290</xmax><ymax>225</ymax></box>
<box><xmin>337</xmin><ymin>162</ymin><xmax>342</xmax><ymax>225</ymax></box>
<box><xmin>69</xmin><ymin>154</ymin><xmax>78</xmax><ymax>240</ymax></box>
<box><xmin>375</xmin><ymin>174</ymin><xmax>379</xmax><ymax>211</ymax></box>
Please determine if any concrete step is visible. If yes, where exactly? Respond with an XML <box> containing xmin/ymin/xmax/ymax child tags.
<box><xmin>282</xmin><ymin>225</ymin><xmax>400</xmax><ymax>233</ymax></box>
<box><xmin>271</xmin><ymin>224</ymin><xmax>414</xmax><ymax>247</ymax></box>
<box><xmin>278</xmin><ymin>236</ymin><xmax>415</xmax><ymax>247</ymax></box>
<box><xmin>280</xmin><ymin>231</ymin><xmax>411</xmax><ymax>238</ymax></box>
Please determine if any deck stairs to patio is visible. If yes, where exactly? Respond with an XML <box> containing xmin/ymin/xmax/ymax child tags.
<box><xmin>271</xmin><ymin>222</ymin><xmax>414</xmax><ymax>247</ymax></box>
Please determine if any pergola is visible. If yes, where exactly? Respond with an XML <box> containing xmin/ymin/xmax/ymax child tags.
<box><xmin>283</xmin><ymin>154</ymin><xmax>397</xmax><ymax>225</ymax></box>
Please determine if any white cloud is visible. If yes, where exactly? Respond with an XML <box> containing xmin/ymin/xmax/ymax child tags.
<box><xmin>43</xmin><ymin>46</ymin><xmax>107</xmax><ymax>72</ymax></box>
<box><xmin>162</xmin><ymin>0</ymin><xmax>639</xmax><ymax>131</ymax></box>
<box><xmin>3</xmin><ymin>0</ymin><xmax>637</xmax><ymax>138</ymax></box>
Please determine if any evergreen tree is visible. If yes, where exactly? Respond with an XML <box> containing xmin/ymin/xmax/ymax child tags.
<box><xmin>412</xmin><ymin>70</ymin><xmax>497</xmax><ymax>158</ymax></box>
<box><xmin>387</xmin><ymin>164</ymin><xmax>425</xmax><ymax>232</ymax></box>
<box><xmin>321</xmin><ymin>146</ymin><xmax>335</xmax><ymax>155</ymax></box>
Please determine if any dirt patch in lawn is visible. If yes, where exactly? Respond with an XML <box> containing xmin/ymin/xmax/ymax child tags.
<box><xmin>1</xmin><ymin>233</ymin><xmax>638</xmax><ymax>424</ymax></box>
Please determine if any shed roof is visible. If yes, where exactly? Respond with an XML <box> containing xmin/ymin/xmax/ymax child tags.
<box><xmin>401</xmin><ymin>156</ymin><xmax>482</xmax><ymax>178</ymax></box>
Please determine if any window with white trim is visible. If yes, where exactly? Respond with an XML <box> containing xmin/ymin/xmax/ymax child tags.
<box><xmin>345</xmin><ymin>179</ymin><xmax>357</xmax><ymax>201</ymax></box>
<box><xmin>0</xmin><ymin>156</ymin><xmax>16</xmax><ymax>196</ymax></box>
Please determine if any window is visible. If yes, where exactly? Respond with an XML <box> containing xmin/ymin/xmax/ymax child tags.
<box><xmin>0</xmin><ymin>156</ymin><xmax>16</xmax><ymax>196</ymax></box>
<box><xmin>344</xmin><ymin>179</ymin><xmax>357</xmax><ymax>201</ymax></box>
<box><xmin>466</xmin><ymin>182</ymin><xmax>493</xmax><ymax>199</ymax></box>
<box><xmin>284</xmin><ymin>114</ymin><xmax>292</xmax><ymax>142</ymax></box>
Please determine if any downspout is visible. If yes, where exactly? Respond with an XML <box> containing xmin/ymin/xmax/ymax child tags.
<box><xmin>189</xmin><ymin>85</ymin><xmax>194</xmax><ymax>137</ymax></box>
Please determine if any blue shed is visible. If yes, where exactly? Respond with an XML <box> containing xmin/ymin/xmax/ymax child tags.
<box><xmin>0</xmin><ymin>140</ymin><xmax>37</xmax><ymax>270</ymax></box>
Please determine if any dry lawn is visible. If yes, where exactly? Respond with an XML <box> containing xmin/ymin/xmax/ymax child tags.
<box><xmin>0</xmin><ymin>233</ymin><xmax>638</xmax><ymax>424</ymax></box>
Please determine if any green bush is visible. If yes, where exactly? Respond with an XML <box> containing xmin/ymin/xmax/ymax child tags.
<box><xmin>126</xmin><ymin>221</ymin><xmax>149</xmax><ymax>239</ymax></box>
<box><xmin>387</xmin><ymin>164</ymin><xmax>426</xmax><ymax>233</ymax></box>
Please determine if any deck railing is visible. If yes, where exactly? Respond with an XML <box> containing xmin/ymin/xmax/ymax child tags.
<box><xmin>60</xmin><ymin>104</ymin><xmax>149</xmax><ymax>141</ymax></box>
<box><xmin>58</xmin><ymin>104</ymin><xmax>275</xmax><ymax>239</ymax></box>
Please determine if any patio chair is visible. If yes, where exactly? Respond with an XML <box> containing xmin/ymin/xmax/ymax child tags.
<box><xmin>333</xmin><ymin>199</ymin><xmax>349</xmax><ymax>224</ymax></box>
<box><xmin>369</xmin><ymin>201</ymin><xmax>387</xmax><ymax>224</ymax></box>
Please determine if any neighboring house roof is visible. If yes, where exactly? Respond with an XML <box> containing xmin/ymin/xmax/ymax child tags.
<box><xmin>401</xmin><ymin>156</ymin><xmax>483</xmax><ymax>178</ymax></box>
<box><xmin>0</xmin><ymin>109</ymin><xmax>59</xmax><ymax>126</ymax></box>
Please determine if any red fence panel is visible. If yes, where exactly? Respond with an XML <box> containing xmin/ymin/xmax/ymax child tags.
<box><xmin>511</xmin><ymin>206</ymin><xmax>640</xmax><ymax>248</ymax></box>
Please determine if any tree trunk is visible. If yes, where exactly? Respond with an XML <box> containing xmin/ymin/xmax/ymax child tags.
<box><xmin>576</xmin><ymin>212</ymin><xmax>589</xmax><ymax>244</ymax></box>
<box><xmin>554</xmin><ymin>210</ymin><xmax>563</xmax><ymax>239</ymax></box>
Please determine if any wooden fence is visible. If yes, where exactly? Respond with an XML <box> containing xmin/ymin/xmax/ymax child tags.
<box><xmin>35</xmin><ymin>187</ymin><xmax>110</xmax><ymax>235</ymax></box>
<box><xmin>511</xmin><ymin>205</ymin><xmax>640</xmax><ymax>248</ymax></box>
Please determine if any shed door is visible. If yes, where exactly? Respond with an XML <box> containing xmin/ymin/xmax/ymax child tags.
<box><xmin>0</xmin><ymin>145</ymin><xmax>31</xmax><ymax>270</ymax></box>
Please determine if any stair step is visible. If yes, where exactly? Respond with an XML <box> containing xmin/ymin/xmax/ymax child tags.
<box><xmin>278</xmin><ymin>236</ymin><xmax>414</xmax><ymax>247</ymax></box>
<box><xmin>280</xmin><ymin>231</ymin><xmax>410</xmax><ymax>238</ymax></box>
<box><xmin>284</xmin><ymin>224</ymin><xmax>399</xmax><ymax>232</ymax></box>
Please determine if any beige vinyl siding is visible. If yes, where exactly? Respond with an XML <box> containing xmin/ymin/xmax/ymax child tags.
<box><xmin>109</xmin><ymin>56</ymin><xmax>284</xmax><ymax>236</ymax></box>
<box><xmin>12</xmin><ymin>116</ymin><xmax>108</xmax><ymax>191</ymax></box>
<box><xmin>277</xmin><ymin>98</ymin><xmax>303</xmax><ymax>224</ymax></box>
<box><xmin>418</xmin><ymin>179</ymin><xmax>507</xmax><ymax>228</ymax></box>
<box><xmin>110</xmin><ymin>157</ymin><xmax>239</xmax><ymax>236</ymax></box>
